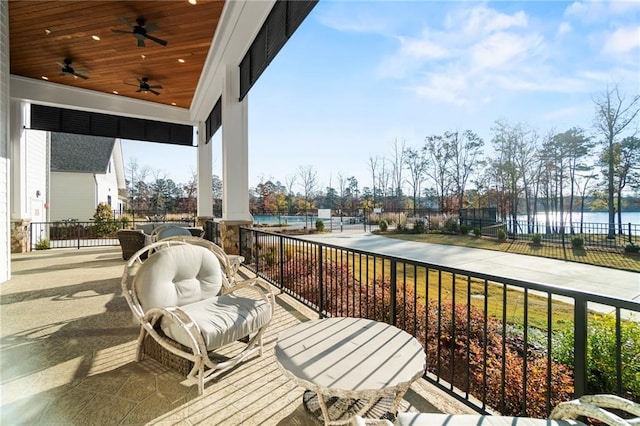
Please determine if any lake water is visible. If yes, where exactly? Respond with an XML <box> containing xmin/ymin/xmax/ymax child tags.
<box><xmin>253</xmin><ymin>212</ymin><xmax>640</xmax><ymax>225</ymax></box>
<box><xmin>517</xmin><ymin>211</ymin><xmax>640</xmax><ymax>224</ymax></box>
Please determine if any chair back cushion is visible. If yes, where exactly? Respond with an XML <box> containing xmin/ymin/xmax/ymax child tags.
<box><xmin>134</xmin><ymin>244</ymin><xmax>223</xmax><ymax>310</ymax></box>
<box><xmin>156</xmin><ymin>225</ymin><xmax>192</xmax><ymax>240</ymax></box>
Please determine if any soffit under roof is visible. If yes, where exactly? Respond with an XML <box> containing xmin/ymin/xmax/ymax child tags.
<box><xmin>8</xmin><ymin>1</ymin><xmax>225</xmax><ymax>110</ymax></box>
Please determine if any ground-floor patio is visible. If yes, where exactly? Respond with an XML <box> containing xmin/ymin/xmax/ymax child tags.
<box><xmin>0</xmin><ymin>246</ymin><xmax>473</xmax><ymax>425</ymax></box>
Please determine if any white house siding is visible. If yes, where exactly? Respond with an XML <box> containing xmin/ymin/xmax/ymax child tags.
<box><xmin>49</xmin><ymin>172</ymin><xmax>96</xmax><ymax>222</ymax></box>
<box><xmin>95</xmin><ymin>160</ymin><xmax>123</xmax><ymax>217</ymax></box>
<box><xmin>25</xmin><ymin>130</ymin><xmax>48</xmax><ymax>223</ymax></box>
<box><xmin>0</xmin><ymin>1</ymin><xmax>10</xmax><ymax>282</ymax></box>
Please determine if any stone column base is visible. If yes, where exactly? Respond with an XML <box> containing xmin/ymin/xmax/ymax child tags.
<box><xmin>196</xmin><ymin>216</ymin><xmax>214</xmax><ymax>228</ymax></box>
<box><xmin>219</xmin><ymin>219</ymin><xmax>252</xmax><ymax>255</ymax></box>
<box><xmin>11</xmin><ymin>219</ymin><xmax>30</xmax><ymax>253</ymax></box>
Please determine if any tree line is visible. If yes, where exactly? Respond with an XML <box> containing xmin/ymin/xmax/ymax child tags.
<box><xmin>124</xmin><ymin>86</ymin><xmax>639</xmax><ymax>234</ymax></box>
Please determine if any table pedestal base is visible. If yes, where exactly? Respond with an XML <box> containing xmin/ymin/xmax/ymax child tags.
<box><xmin>302</xmin><ymin>390</ymin><xmax>395</xmax><ymax>425</ymax></box>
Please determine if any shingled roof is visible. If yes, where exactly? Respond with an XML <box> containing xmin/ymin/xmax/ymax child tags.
<box><xmin>50</xmin><ymin>132</ymin><xmax>115</xmax><ymax>173</ymax></box>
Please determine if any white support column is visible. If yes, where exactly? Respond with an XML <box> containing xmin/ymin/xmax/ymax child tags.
<box><xmin>221</xmin><ymin>63</ymin><xmax>251</xmax><ymax>222</ymax></box>
<box><xmin>196</xmin><ymin>121</ymin><xmax>213</xmax><ymax>218</ymax></box>
<box><xmin>10</xmin><ymin>100</ymin><xmax>28</xmax><ymax>220</ymax></box>
<box><xmin>8</xmin><ymin>100</ymin><xmax>31</xmax><ymax>254</ymax></box>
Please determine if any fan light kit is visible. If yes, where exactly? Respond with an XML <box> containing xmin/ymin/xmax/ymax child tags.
<box><xmin>125</xmin><ymin>77</ymin><xmax>163</xmax><ymax>95</ymax></box>
<box><xmin>57</xmin><ymin>58</ymin><xmax>89</xmax><ymax>80</ymax></box>
<box><xmin>112</xmin><ymin>16</ymin><xmax>168</xmax><ymax>47</ymax></box>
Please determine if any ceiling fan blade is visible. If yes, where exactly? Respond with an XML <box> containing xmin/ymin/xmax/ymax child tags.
<box><xmin>75</xmin><ymin>74</ymin><xmax>89</xmax><ymax>80</ymax></box>
<box><xmin>124</xmin><ymin>82</ymin><xmax>140</xmax><ymax>87</ymax></box>
<box><xmin>145</xmin><ymin>23</ymin><xmax>158</xmax><ymax>33</ymax></box>
<box><xmin>136</xmin><ymin>89</ymin><xmax>142</xmax><ymax>93</ymax></box>
<box><xmin>149</xmin><ymin>89</ymin><xmax>161</xmax><ymax>96</ymax></box>
<box><xmin>118</xmin><ymin>16</ymin><xmax>134</xmax><ymax>28</ymax></box>
<box><xmin>111</xmin><ymin>29</ymin><xmax>131</xmax><ymax>34</ymax></box>
<box><xmin>145</xmin><ymin>34</ymin><xmax>168</xmax><ymax>46</ymax></box>
<box><xmin>137</xmin><ymin>39</ymin><xmax>145</xmax><ymax>47</ymax></box>
<box><xmin>148</xmin><ymin>84</ymin><xmax>163</xmax><ymax>89</ymax></box>
<box><xmin>56</xmin><ymin>62</ymin><xmax>67</xmax><ymax>68</ymax></box>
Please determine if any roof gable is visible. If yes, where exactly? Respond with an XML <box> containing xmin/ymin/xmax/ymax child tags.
<box><xmin>50</xmin><ymin>133</ymin><xmax>115</xmax><ymax>173</ymax></box>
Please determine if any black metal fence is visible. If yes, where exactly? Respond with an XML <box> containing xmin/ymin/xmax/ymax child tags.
<box><xmin>30</xmin><ymin>218</ymin><xmax>196</xmax><ymax>250</ymax></box>
<box><xmin>239</xmin><ymin>227</ymin><xmax>640</xmax><ymax>417</ymax></box>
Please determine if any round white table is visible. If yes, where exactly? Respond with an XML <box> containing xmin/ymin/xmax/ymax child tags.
<box><xmin>275</xmin><ymin>317</ymin><xmax>426</xmax><ymax>425</ymax></box>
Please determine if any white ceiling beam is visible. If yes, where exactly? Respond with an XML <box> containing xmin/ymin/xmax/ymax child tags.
<box><xmin>10</xmin><ymin>75</ymin><xmax>194</xmax><ymax>125</ymax></box>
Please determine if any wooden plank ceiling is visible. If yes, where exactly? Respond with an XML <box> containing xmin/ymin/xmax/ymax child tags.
<box><xmin>9</xmin><ymin>0</ymin><xmax>225</xmax><ymax>109</ymax></box>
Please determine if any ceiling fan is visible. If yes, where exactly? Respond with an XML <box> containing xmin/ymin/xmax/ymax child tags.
<box><xmin>57</xmin><ymin>58</ymin><xmax>89</xmax><ymax>79</ymax></box>
<box><xmin>112</xmin><ymin>16</ymin><xmax>168</xmax><ymax>47</ymax></box>
<box><xmin>126</xmin><ymin>77</ymin><xmax>163</xmax><ymax>95</ymax></box>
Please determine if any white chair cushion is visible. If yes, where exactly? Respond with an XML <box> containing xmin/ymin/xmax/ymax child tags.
<box><xmin>134</xmin><ymin>244</ymin><xmax>223</xmax><ymax>310</ymax></box>
<box><xmin>161</xmin><ymin>294</ymin><xmax>272</xmax><ymax>350</ymax></box>
<box><xmin>394</xmin><ymin>414</ymin><xmax>585</xmax><ymax>426</ymax></box>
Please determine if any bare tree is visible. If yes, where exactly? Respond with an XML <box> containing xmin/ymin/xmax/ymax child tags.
<box><xmin>447</xmin><ymin>130</ymin><xmax>485</xmax><ymax>215</ymax></box>
<box><xmin>592</xmin><ymin>85</ymin><xmax>640</xmax><ymax>238</ymax></box>
<box><xmin>423</xmin><ymin>134</ymin><xmax>452</xmax><ymax>212</ymax></box>
<box><xmin>403</xmin><ymin>146</ymin><xmax>427</xmax><ymax>214</ymax></box>
<box><xmin>368</xmin><ymin>156</ymin><xmax>379</xmax><ymax>207</ymax></box>
<box><xmin>377</xmin><ymin>158</ymin><xmax>391</xmax><ymax>210</ymax></box>
<box><xmin>297</xmin><ymin>165</ymin><xmax>318</xmax><ymax>226</ymax></box>
<box><xmin>389</xmin><ymin>138</ymin><xmax>407</xmax><ymax>210</ymax></box>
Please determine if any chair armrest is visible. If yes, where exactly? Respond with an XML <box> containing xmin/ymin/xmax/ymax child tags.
<box><xmin>141</xmin><ymin>306</ymin><xmax>208</xmax><ymax>358</ymax></box>
<box><xmin>223</xmin><ymin>277</ymin><xmax>275</xmax><ymax>310</ymax></box>
<box><xmin>550</xmin><ymin>395</ymin><xmax>640</xmax><ymax>426</ymax></box>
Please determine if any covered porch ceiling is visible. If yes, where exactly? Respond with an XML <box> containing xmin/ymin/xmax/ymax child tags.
<box><xmin>8</xmin><ymin>0</ymin><xmax>275</xmax><ymax>126</ymax></box>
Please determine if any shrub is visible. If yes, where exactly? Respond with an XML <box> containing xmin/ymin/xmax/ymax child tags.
<box><xmin>531</xmin><ymin>233</ymin><xmax>542</xmax><ymax>245</ymax></box>
<box><xmin>624</xmin><ymin>242</ymin><xmax>639</xmax><ymax>253</ymax></box>
<box><xmin>315</xmin><ymin>219</ymin><xmax>325</xmax><ymax>232</ymax></box>
<box><xmin>379</xmin><ymin>219</ymin><xmax>388</xmax><ymax>232</ymax></box>
<box><xmin>571</xmin><ymin>236</ymin><xmax>584</xmax><ymax>248</ymax></box>
<box><xmin>497</xmin><ymin>228</ymin><xmax>506</xmax><ymax>242</ymax></box>
<box><xmin>459</xmin><ymin>224</ymin><xmax>469</xmax><ymax>235</ymax></box>
<box><xmin>35</xmin><ymin>239</ymin><xmax>50</xmax><ymax>250</ymax></box>
<box><xmin>553</xmin><ymin>313</ymin><xmax>640</xmax><ymax>400</ymax></box>
<box><xmin>413</xmin><ymin>220</ymin><xmax>426</xmax><ymax>234</ymax></box>
<box><xmin>444</xmin><ymin>217</ymin><xmax>459</xmax><ymax>233</ymax></box>
<box><xmin>473</xmin><ymin>226</ymin><xmax>481</xmax><ymax>237</ymax></box>
<box><xmin>93</xmin><ymin>203</ymin><xmax>117</xmax><ymax>237</ymax></box>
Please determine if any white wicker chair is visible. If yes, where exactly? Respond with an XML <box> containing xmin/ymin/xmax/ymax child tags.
<box><xmin>121</xmin><ymin>240</ymin><xmax>274</xmax><ymax>395</ymax></box>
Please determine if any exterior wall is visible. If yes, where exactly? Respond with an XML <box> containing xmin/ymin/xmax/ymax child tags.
<box><xmin>95</xmin><ymin>159</ymin><xmax>122</xmax><ymax>216</ymax></box>
<box><xmin>49</xmin><ymin>172</ymin><xmax>96</xmax><ymax>221</ymax></box>
<box><xmin>0</xmin><ymin>1</ymin><xmax>10</xmax><ymax>281</ymax></box>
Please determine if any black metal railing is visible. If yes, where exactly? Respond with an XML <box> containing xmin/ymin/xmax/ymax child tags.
<box><xmin>29</xmin><ymin>218</ymin><xmax>197</xmax><ymax>250</ymax></box>
<box><xmin>239</xmin><ymin>227</ymin><xmax>640</xmax><ymax>418</ymax></box>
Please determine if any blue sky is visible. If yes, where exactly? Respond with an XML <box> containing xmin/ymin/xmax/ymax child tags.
<box><xmin>122</xmin><ymin>0</ymin><xmax>640</xmax><ymax>192</ymax></box>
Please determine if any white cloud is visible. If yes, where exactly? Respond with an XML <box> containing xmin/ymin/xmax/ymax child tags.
<box><xmin>449</xmin><ymin>5</ymin><xmax>528</xmax><ymax>36</ymax></box>
<box><xmin>564</xmin><ymin>0</ymin><xmax>640</xmax><ymax>23</ymax></box>
<box><xmin>557</xmin><ymin>22</ymin><xmax>572</xmax><ymax>35</ymax></box>
<box><xmin>398</xmin><ymin>35</ymin><xmax>451</xmax><ymax>60</ymax></box>
<box><xmin>469</xmin><ymin>32</ymin><xmax>543</xmax><ymax>71</ymax></box>
<box><xmin>602</xmin><ymin>25</ymin><xmax>640</xmax><ymax>54</ymax></box>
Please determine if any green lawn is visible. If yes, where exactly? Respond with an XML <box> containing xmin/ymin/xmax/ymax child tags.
<box><xmin>380</xmin><ymin>232</ymin><xmax>640</xmax><ymax>272</ymax></box>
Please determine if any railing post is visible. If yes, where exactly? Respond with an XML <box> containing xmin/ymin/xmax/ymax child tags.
<box><xmin>628</xmin><ymin>223</ymin><xmax>632</xmax><ymax>244</ymax></box>
<box><xmin>318</xmin><ymin>244</ymin><xmax>324</xmax><ymax>318</ymax></box>
<box><xmin>390</xmin><ymin>259</ymin><xmax>397</xmax><ymax>326</ymax></box>
<box><xmin>573</xmin><ymin>296</ymin><xmax>588</xmax><ymax>398</ymax></box>
<box><xmin>278</xmin><ymin>235</ymin><xmax>284</xmax><ymax>293</ymax></box>
<box><xmin>254</xmin><ymin>229</ymin><xmax>260</xmax><ymax>274</ymax></box>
